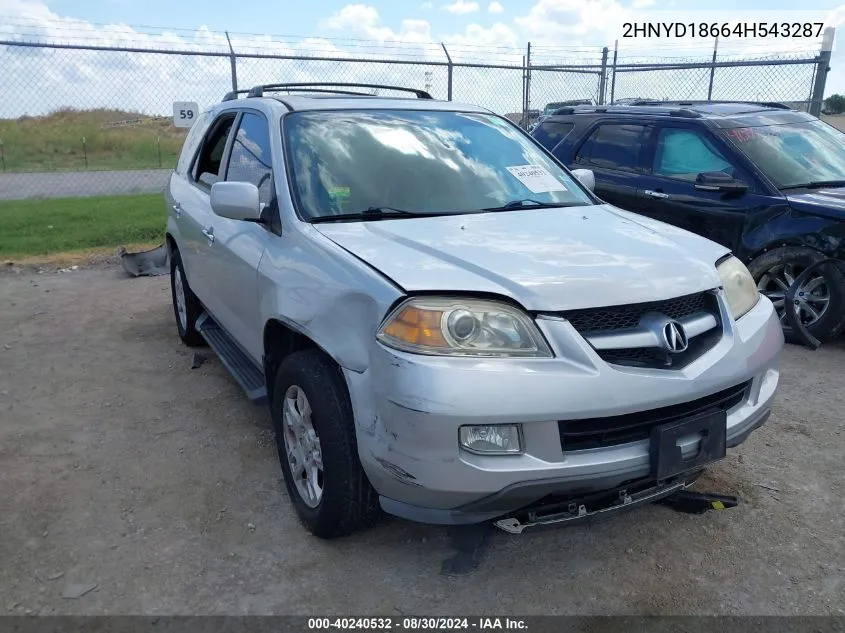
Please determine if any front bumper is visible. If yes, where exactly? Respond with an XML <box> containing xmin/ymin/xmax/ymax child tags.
<box><xmin>345</xmin><ymin>292</ymin><xmax>783</xmax><ymax>525</ymax></box>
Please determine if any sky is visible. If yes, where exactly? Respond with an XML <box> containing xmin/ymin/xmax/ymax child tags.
<box><xmin>2</xmin><ymin>0</ymin><xmax>845</xmax><ymax>117</ymax></box>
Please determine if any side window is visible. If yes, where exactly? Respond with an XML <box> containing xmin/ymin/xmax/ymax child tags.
<box><xmin>533</xmin><ymin>121</ymin><xmax>574</xmax><ymax>151</ymax></box>
<box><xmin>574</xmin><ymin>124</ymin><xmax>647</xmax><ymax>172</ymax></box>
<box><xmin>653</xmin><ymin>128</ymin><xmax>737</xmax><ymax>181</ymax></box>
<box><xmin>225</xmin><ymin>112</ymin><xmax>273</xmax><ymax>205</ymax></box>
<box><xmin>175</xmin><ymin>111</ymin><xmax>211</xmax><ymax>176</ymax></box>
<box><xmin>193</xmin><ymin>114</ymin><xmax>236</xmax><ymax>189</ymax></box>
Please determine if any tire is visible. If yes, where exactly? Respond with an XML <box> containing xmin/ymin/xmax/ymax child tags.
<box><xmin>271</xmin><ymin>349</ymin><xmax>380</xmax><ymax>538</ymax></box>
<box><xmin>170</xmin><ymin>249</ymin><xmax>206</xmax><ymax>347</ymax></box>
<box><xmin>748</xmin><ymin>246</ymin><xmax>845</xmax><ymax>345</ymax></box>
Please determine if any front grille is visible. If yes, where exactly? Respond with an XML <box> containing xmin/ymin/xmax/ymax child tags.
<box><xmin>559</xmin><ymin>291</ymin><xmax>722</xmax><ymax>369</ymax></box>
<box><xmin>563</xmin><ymin>292</ymin><xmax>712</xmax><ymax>333</ymax></box>
<box><xmin>558</xmin><ymin>380</ymin><xmax>751</xmax><ymax>451</ymax></box>
<box><xmin>597</xmin><ymin>329</ymin><xmax>722</xmax><ymax>369</ymax></box>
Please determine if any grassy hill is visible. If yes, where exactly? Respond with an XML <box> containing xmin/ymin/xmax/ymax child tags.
<box><xmin>0</xmin><ymin>108</ymin><xmax>188</xmax><ymax>173</ymax></box>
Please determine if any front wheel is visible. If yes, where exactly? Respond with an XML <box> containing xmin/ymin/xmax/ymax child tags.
<box><xmin>270</xmin><ymin>350</ymin><xmax>380</xmax><ymax>538</ymax></box>
<box><xmin>170</xmin><ymin>249</ymin><xmax>205</xmax><ymax>347</ymax></box>
<box><xmin>748</xmin><ymin>246</ymin><xmax>845</xmax><ymax>344</ymax></box>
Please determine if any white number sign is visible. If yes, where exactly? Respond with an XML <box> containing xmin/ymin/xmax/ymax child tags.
<box><xmin>173</xmin><ymin>102</ymin><xmax>199</xmax><ymax>128</ymax></box>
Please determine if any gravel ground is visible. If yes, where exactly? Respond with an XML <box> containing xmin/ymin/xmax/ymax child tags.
<box><xmin>0</xmin><ymin>266</ymin><xmax>844</xmax><ymax>615</ymax></box>
<box><xmin>0</xmin><ymin>169</ymin><xmax>170</xmax><ymax>200</ymax></box>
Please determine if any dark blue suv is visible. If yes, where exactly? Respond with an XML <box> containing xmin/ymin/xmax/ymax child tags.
<box><xmin>532</xmin><ymin>101</ymin><xmax>845</xmax><ymax>343</ymax></box>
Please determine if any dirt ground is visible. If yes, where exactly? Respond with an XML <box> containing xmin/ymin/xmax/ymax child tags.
<box><xmin>1</xmin><ymin>266</ymin><xmax>844</xmax><ymax>616</ymax></box>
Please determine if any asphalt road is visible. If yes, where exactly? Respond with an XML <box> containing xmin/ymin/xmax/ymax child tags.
<box><xmin>0</xmin><ymin>169</ymin><xmax>171</xmax><ymax>200</ymax></box>
<box><xmin>1</xmin><ymin>266</ymin><xmax>844</xmax><ymax>615</ymax></box>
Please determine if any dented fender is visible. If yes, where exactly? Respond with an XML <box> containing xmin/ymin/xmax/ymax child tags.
<box><xmin>742</xmin><ymin>197</ymin><xmax>845</xmax><ymax>262</ymax></box>
<box><xmin>257</xmin><ymin>224</ymin><xmax>403</xmax><ymax>373</ymax></box>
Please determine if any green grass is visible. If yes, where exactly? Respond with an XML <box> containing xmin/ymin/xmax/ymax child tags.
<box><xmin>0</xmin><ymin>108</ymin><xmax>188</xmax><ymax>172</ymax></box>
<box><xmin>0</xmin><ymin>193</ymin><xmax>166</xmax><ymax>258</ymax></box>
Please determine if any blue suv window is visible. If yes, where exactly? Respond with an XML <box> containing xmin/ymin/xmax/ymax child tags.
<box><xmin>653</xmin><ymin>128</ymin><xmax>735</xmax><ymax>181</ymax></box>
<box><xmin>574</xmin><ymin>124</ymin><xmax>646</xmax><ymax>172</ymax></box>
<box><xmin>533</xmin><ymin>121</ymin><xmax>574</xmax><ymax>151</ymax></box>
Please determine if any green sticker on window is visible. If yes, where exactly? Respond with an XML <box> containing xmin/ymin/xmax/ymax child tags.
<box><xmin>328</xmin><ymin>186</ymin><xmax>351</xmax><ymax>202</ymax></box>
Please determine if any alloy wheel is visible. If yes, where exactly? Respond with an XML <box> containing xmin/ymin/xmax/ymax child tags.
<box><xmin>757</xmin><ymin>262</ymin><xmax>830</xmax><ymax>327</ymax></box>
<box><xmin>281</xmin><ymin>385</ymin><xmax>324</xmax><ymax>508</ymax></box>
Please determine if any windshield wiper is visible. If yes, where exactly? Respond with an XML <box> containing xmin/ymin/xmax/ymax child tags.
<box><xmin>481</xmin><ymin>199</ymin><xmax>578</xmax><ymax>212</ymax></box>
<box><xmin>310</xmin><ymin>206</ymin><xmax>421</xmax><ymax>223</ymax></box>
<box><xmin>781</xmin><ymin>180</ymin><xmax>845</xmax><ymax>191</ymax></box>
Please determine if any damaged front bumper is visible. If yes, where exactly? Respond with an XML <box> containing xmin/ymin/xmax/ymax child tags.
<box><xmin>346</xmin><ymin>293</ymin><xmax>783</xmax><ymax>526</ymax></box>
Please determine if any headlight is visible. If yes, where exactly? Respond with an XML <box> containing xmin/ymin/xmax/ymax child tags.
<box><xmin>376</xmin><ymin>297</ymin><xmax>552</xmax><ymax>357</ymax></box>
<box><xmin>717</xmin><ymin>256</ymin><xmax>759</xmax><ymax>320</ymax></box>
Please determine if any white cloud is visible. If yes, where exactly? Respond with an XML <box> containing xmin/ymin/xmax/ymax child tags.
<box><xmin>445</xmin><ymin>0</ymin><xmax>480</xmax><ymax>15</ymax></box>
<box><xmin>321</xmin><ymin>4</ymin><xmax>434</xmax><ymax>43</ymax></box>
<box><xmin>488</xmin><ymin>1</ymin><xmax>504</xmax><ymax>13</ymax></box>
<box><xmin>514</xmin><ymin>0</ymin><xmax>632</xmax><ymax>42</ymax></box>
<box><xmin>444</xmin><ymin>22</ymin><xmax>519</xmax><ymax>51</ymax></box>
<box><xmin>631</xmin><ymin>0</ymin><xmax>654</xmax><ymax>8</ymax></box>
<box><xmin>321</xmin><ymin>4</ymin><xmax>380</xmax><ymax>31</ymax></box>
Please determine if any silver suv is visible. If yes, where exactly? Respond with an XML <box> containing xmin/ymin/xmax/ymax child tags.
<box><xmin>165</xmin><ymin>83</ymin><xmax>783</xmax><ymax>538</ymax></box>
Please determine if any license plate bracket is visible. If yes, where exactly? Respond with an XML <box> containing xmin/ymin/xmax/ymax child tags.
<box><xmin>650</xmin><ymin>410</ymin><xmax>727</xmax><ymax>481</ymax></box>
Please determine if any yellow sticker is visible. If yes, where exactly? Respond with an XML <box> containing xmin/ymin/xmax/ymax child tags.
<box><xmin>712</xmin><ymin>501</ymin><xmax>725</xmax><ymax>510</ymax></box>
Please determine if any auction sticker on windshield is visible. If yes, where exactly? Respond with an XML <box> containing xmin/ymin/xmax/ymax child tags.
<box><xmin>507</xmin><ymin>165</ymin><xmax>567</xmax><ymax>193</ymax></box>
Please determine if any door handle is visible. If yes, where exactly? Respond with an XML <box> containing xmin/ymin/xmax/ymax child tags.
<box><xmin>172</xmin><ymin>203</ymin><xmax>182</xmax><ymax>218</ymax></box>
<box><xmin>643</xmin><ymin>189</ymin><xmax>669</xmax><ymax>199</ymax></box>
<box><xmin>201</xmin><ymin>227</ymin><xmax>215</xmax><ymax>245</ymax></box>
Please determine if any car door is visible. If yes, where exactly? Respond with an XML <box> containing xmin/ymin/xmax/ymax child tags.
<box><xmin>563</xmin><ymin>121</ymin><xmax>651</xmax><ymax>212</ymax></box>
<box><xmin>202</xmin><ymin>110</ymin><xmax>277</xmax><ymax>362</ymax></box>
<box><xmin>177</xmin><ymin>112</ymin><xmax>238</xmax><ymax>306</ymax></box>
<box><xmin>635</xmin><ymin>124</ymin><xmax>770</xmax><ymax>251</ymax></box>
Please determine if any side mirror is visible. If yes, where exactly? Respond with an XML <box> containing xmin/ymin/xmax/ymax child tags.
<box><xmin>694</xmin><ymin>171</ymin><xmax>748</xmax><ymax>194</ymax></box>
<box><xmin>571</xmin><ymin>168</ymin><xmax>595</xmax><ymax>192</ymax></box>
<box><xmin>210</xmin><ymin>181</ymin><xmax>261</xmax><ymax>221</ymax></box>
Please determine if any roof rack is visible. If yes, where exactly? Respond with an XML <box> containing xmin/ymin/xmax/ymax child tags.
<box><xmin>221</xmin><ymin>89</ymin><xmax>252</xmax><ymax>102</ymax></box>
<box><xmin>624</xmin><ymin>100</ymin><xmax>792</xmax><ymax>110</ymax></box>
<box><xmin>547</xmin><ymin>104</ymin><xmax>701</xmax><ymax>118</ymax></box>
<box><xmin>244</xmin><ymin>82</ymin><xmax>433</xmax><ymax>99</ymax></box>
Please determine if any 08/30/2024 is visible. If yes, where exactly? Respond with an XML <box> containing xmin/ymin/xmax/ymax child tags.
<box><xmin>307</xmin><ymin>618</ymin><xmax>528</xmax><ymax>631</ymax></box>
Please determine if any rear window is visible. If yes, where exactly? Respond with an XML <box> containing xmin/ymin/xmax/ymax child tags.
<box><xmin>532</xmin><ymin>121</ymin><xmax>574</xmax><ymax>151</ymax></box>
<box><xmin>574</xmin><ymin>124</ymin><xmax>647</xmax><ymax>172</ymax></box>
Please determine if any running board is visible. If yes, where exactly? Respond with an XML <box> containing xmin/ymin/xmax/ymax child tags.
<box><xmin>196</xmin><ymin>312</ymin><xmax>267</xmax><ymax>404</ymax></box>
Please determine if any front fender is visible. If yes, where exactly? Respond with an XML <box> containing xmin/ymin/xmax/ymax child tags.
<box><xmin>257</xmin><ymin>226</ymin><xmax>403</xmax><ymax>373</ymax></box>
<box><xmin>743</xmin><ymin>206</ymin><xmax>845</xmax><ymax>263</ymax></box>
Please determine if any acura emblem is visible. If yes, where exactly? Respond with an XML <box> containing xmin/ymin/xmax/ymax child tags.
<box><xmin>662</xmin><ymin>321</ymin><xmax>689</xmax><ymax>353</ymax></box>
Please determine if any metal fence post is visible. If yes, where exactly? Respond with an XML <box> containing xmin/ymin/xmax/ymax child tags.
<box><xmin>521</xmin><ymin>55</ymin><xmax>527</xmax><ymax>126</ymax></box>
<box><xmin>707</xmin><ymin>36</ymin><xmax>718</xmax><ymax>101</ymax></box>
<box><xmin>524</xmin><ymin>42</ymin><xmax>532</xmax><ymax>127</ymax></box>
<box><xmin>598</xmin><ymin>46</ymin><xmax>609</xmax><ymax>105</ymax></box>
<box><xmin>441</xmin><ymin>43</ymin><xmax>453</xmax><ymax>101</ymax></box>
<box><xmin>225</xmin><ymin>31</ymin><xmax>238</xmax><ymax>92</ymax></box>
<box><xmin>609</xmin><ymin>40</ymin><xmax>618</xmax><ymax>105</ymax></box>
<box><xmin>809</xmin><ymin>27</ymin><xmax>835</xmax><ymax>116</ymax></box>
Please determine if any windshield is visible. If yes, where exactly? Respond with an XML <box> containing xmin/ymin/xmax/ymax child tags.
<box><xmin>282</xmin><ymin>109</ymin><xmax>592</xmax><ymax>220</ymax></box>
<box><xmin>722</xmin><ymin>119</ymin><xmax>845</xmax><ymax>189</ymax></box>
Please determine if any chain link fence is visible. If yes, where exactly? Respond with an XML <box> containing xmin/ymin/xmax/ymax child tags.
<box><xmin>0</xmin><ymin>32</ymin><xmax>832</xmax><ymax>200</ymax></box>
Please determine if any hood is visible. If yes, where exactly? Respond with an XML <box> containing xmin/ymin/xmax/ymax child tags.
<box><xmin>785</xmin><ymin>188</ymin><xmax>845</xmax><ymax>221</ymax></box>
<box><xmin>315</xmin><ymin>205</ymin><xmax>729</xmax><ymax>311</ymax></box>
